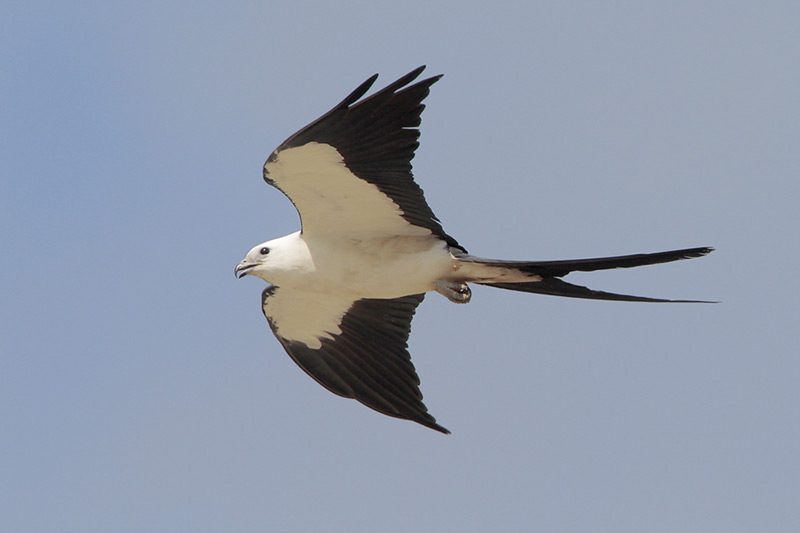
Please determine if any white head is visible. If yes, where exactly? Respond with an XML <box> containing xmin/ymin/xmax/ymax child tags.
<box><xmin>235</xmin><ymin>231</ymin><xmax>310</xmax><ymax>284</ymax></box>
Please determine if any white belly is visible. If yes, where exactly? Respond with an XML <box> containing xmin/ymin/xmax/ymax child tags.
<box><xmin>298</xmin><ymin>234</ymin><xmax>455</xmax><ymax>299</ymax></box>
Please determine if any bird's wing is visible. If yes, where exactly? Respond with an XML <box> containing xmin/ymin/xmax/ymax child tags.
<box><xmin>262</xmin><ymin>66</ymin><xmax>463</xmax><ymax>251</ymax></box>
<box><xmin>261</xmin><ymin>286</ymin><xmax>448</xmax><ymax>433</ymax></box>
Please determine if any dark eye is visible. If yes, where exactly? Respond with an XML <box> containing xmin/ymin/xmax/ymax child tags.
<box><xmin>260</xmin><ymin>247</ymin><xmax>270</xmax><ymax>255</ymax></box>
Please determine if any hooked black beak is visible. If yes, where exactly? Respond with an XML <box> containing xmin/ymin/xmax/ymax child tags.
<box><xmin>235</xmin><ymin>261</ymin><xmax>256</xmax><ymax>279</ymax></box>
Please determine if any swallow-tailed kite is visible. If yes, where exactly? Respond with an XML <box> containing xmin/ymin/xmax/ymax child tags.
<box><xmin>235</xmin><ymin>66</ymin><xmax>713</xmax><ymax>434</ymax></box>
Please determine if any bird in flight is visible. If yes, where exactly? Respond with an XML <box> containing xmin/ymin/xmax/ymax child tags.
<box><xmin>235</xmin><ymin>66</ymin><xmax>713</xmax><ymax>434</ymax></box>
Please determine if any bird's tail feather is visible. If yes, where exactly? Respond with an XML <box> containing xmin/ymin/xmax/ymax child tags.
<box><xmin>458</xmin><ymin>247</ymin><xmax>713</xmax><ymax>278</ymax></box>
<box><xmin>480</xmin><ymin>278</ymin><xmax>714</xmax><ymax>303</ymax></box>
<box><xmin>458</xmin><ymin>246</ymin><xmax>715</xmax><ymax>303</ymax></box>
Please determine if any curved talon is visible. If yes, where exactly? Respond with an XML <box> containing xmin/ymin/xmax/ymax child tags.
<box><xmin>434</xmin><ymin>280</ymin><xmax>472</xmax><ymax>304</ymax></box>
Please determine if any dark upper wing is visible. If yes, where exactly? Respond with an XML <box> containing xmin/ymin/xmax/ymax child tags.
<box><xmin>262</xmin><ymin>66</ymin><xmax>464</xmax><ymax>251</ymax></box>
<box><xmin>261</xmin><ymin>286</ymin><xmax>448</xmax><ymax>434</ymax></box>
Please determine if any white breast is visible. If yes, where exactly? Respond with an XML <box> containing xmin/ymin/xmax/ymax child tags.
<box><xmin>299</xmin><ymin>233</ymin><xmax>455</xmax><ymax>299</ymax></box>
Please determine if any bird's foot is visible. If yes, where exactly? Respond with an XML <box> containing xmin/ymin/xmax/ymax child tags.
<box><xmin>434</xmin><ymin>280</ymin><xmax>472</xmax><ymax>304</ymax></box>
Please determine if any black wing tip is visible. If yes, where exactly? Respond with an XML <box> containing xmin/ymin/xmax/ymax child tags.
<box><xmin>389</xmin><ymin>65</ymin><xmax>440</xmax><ymax>86</ymax></box>
<box><xmin>429</xmin><ymin>422</ymin><xmax>451</xmax><ymax>435</ymax></box>
<box><xmin>339</xmin><ymin>66</ymin><xmax>440</xmax><ymax>111</ymax></box>
<box><xmin>339</xmin><ymin>73</ymin><xmax>380</xmax><ymax>109</ymax></box>
<box><xmin>360</xmin><ymin>66</ymin><xmax>442</xmax><ymax>103</ymax></box>
<box><xmin>401</xmin><ymin>65</ymin><xmax>427</xmax><ymax>81</ymax></box>
<box><xmin>410</xmin><ymin>66</ymin><xmax>444</xmax><ymax>90</ymax></box>
<box><xmin>269</xmin><ymin>66</ymin><xmax>444</xmax><ymax>162</ymax></box>
<box><xmin>374</xmin><ymin>398</ymin><xmax>450</xmax><ymax>434</ymax></box>
<box><xmin>408</xmin><ymin>406</ymin><xmax>450</xmax><ymax>434</ymax></box>
<box><xmin>404</xmin><ymin>412</ymin><xmax>450</xmax><ymax>434</ymax></box>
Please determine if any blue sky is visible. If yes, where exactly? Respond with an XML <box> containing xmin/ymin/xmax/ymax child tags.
<box><xmin>3</xmin><ymin>1</ymin><xmax>799</xmax><ymax>531</ymax></box>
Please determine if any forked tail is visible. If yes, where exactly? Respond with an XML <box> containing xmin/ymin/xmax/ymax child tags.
<box><xmin>457</xmin><ymin>247</ymin><xmax>715</xmax><ymax>303</ymax></box>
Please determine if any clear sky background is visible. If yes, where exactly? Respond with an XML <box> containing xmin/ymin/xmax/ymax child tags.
<box><xmin>3</xmin><ymin>2</ymin><xmax>799</xmax><ymax>531</ymax></box>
